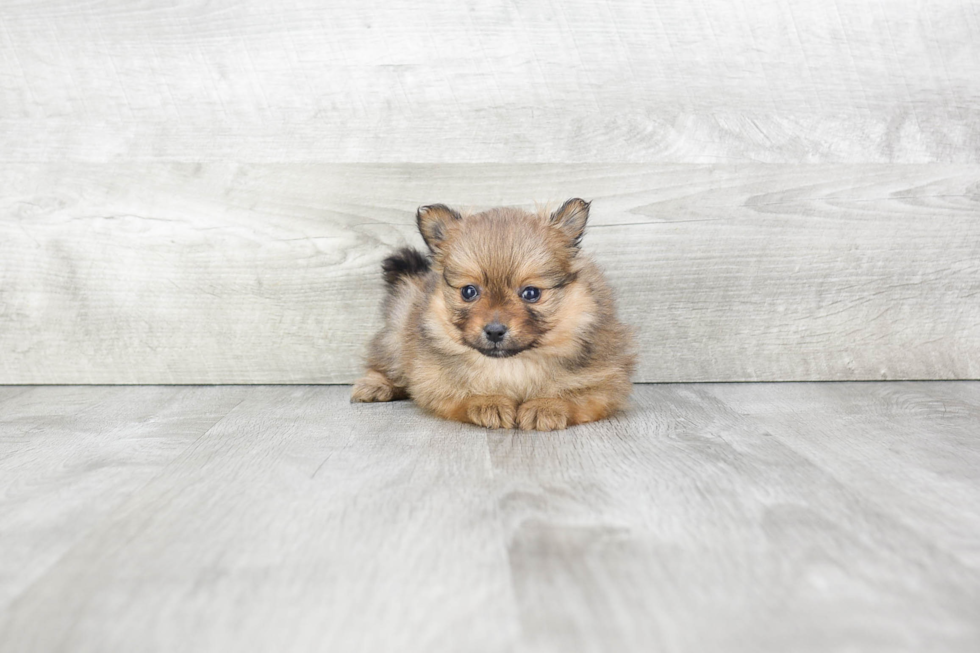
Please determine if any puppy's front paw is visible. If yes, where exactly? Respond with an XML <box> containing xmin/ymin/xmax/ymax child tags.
<box><xmin>517</xmin><ymin>398</ymin><xmax>571</xmax><ymax>431</ymax></box>
<box><xmin>351</xmin><ymin>371</ymin><xmax>405</xmax><ymax>403</ymax></box>
<box><xmin>465</xmin><ymin>395</ymin><xmax>517</xmax><ymax>429</ymax></box>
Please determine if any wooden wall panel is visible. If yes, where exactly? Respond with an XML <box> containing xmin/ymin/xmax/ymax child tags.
<box><xmin>1</xmin><ymin>1</ymin><xmax>977</xmax><ymax>382</ymax></box>
<box><xmin>0</xmin><ymin>0</ymin><xmax>977</xmax><ymax>163</ymax></box>
<box><xmin>1</xmin><ymin>163</ymin><xmax>977</xmax><ymax>383</ymax></box>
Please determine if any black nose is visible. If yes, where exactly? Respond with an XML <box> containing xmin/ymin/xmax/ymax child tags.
<box><xmin>483</xmin><ymin>322</ymin><xmax>508</xmax><ymax>343</ymax></box>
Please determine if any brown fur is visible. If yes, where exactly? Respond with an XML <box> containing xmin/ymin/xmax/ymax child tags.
<box><xmin>351</xmin><ymin>199</ymin><xmax>636</xmax><ymax>431</ymax></box>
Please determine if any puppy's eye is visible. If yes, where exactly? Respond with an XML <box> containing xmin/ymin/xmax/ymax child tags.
<box><xmin>460</xmin><ymin>285</ymin><xmax>480</xmax><ymax>302</ymax></box>
<box><xmin>520</xmin><ymin>286</ymin><xmax>541</xmax><ymax>302</ymax></box>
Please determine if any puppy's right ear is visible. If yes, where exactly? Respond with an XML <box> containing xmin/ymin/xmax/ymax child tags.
<box><xmin>416</xmin><ymin>204</ymin><xmax>462</xmax><ymax>254</ymax></box>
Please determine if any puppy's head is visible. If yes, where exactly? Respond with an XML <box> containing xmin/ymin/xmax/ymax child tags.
<box><xmin>417</xmin><ymin>199</ymin><xmax>592</xmax><ymax>358</ymax></box>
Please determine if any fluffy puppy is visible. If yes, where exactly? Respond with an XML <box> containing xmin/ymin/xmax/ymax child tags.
<box><xmin>351</xmin><ymin>199</ymin><xmax>636</xmax><ymax>430</ymax></box>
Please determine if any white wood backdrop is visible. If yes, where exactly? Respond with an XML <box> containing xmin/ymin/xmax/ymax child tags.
<box><xmin>1</xmin><ymin>0</ymin><xmax>978</xmax><ymax>383</ymax></box>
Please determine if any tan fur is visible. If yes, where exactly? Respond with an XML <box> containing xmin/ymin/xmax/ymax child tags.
<box><xmin>352</xmin><ymin>200</ymin><xmax>636</xmax><ymax>431</ymax></box>
<box><xmin>351</xmin><ymin>369</ymin><xmax>408</xmax><ymax>403</ymax></box>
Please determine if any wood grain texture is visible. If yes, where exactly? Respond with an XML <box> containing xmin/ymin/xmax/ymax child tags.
<box><xmin>1</xmin><ymin>383</ymin><xmax>979</xmax><ymax>652</ymax></box>
<box><xmin>0</xmin><ymin>386</ymin><xmax>518</xmax><ymax>653</ymax></box>
<box><xmin>703</xmin><ymin>382</ymin><xmax>980</xmax><ymax>571</ymax></box>
<box><xmin>490</xmin><ymin>383</ymin><xmax>980</xmax><ymax>652</ymax></box>
<box><xmin>0</xmin><ymin>0</ymin><xmax>977</xmax><ymax>163</ymax></box>
<box><xmin>1</xmin><ymin>162</ymin><xmax>977</xmax><ymax>383</ymax></box>
<box><xmin>0</xmin><ymin>386</ymin><xmax>248</xmax><ymax>609</ymax></box>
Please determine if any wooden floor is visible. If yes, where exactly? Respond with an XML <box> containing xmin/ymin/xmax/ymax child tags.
<box><xmin>0</xmin><ymin>383</ymin><xmax>978</xmax><ymax>652</ymax></box>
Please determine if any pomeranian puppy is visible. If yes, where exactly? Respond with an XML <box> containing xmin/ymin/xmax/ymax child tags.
<box><xmin>351</xmin><ymin>199</ymin><xmax>635</xmax><ymax>430</ymax></box>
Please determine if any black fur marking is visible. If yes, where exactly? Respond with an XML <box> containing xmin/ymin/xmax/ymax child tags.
<box><xmin>451</xmin><ymin>307</ymin><xmax>469</xmax><ymax>330</ymax></box>
<box><xmin>563</xmin><ymin>338</ymin><xmax>595</xmax><ymax>371</ymax></box>
<box><xmin>382</xmin><ymin>247</ymin><xmax>431</xmax><ymax>286</ymax></box>
<box><xmin>552</xmin><ymin>272</ymin><xmax>578</xmax><ymax>289</ymax></box>
<box><xmin>524</xmin><ymin>304</ymin><xmax>546</xmax><ymax>334</ymax></box>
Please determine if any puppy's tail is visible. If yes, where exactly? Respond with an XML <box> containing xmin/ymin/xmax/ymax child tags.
<box><xmin>381</xmin><ymin>247</ymin><xmax>431</xmax><ymax>286</ymax></box>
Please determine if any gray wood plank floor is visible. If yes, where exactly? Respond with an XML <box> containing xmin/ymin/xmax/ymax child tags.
<box><xmin>0</xmin><ymin>383</ymin><xmax>978</xmax><ymax>652</ymax></box>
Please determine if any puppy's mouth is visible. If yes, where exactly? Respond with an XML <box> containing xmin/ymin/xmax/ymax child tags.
<box><xmin>478</xmin><ymin>346</ymin><xmax>522</xmax><ymax>358</ymax></box>
<box><xmin>469</xmin><ymin>342</ymin><xmax>526</xmax><ymax>358</ymax></box>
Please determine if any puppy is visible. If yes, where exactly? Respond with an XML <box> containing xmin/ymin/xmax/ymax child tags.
<box><xmin>351</xmin><ymin>199</ymin><xmax>636</xmax><ymax>430</ymax></box>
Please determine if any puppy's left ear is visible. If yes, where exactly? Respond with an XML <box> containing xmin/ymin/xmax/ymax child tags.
<box><xmin>549</xmin><ymin>198</ymin><xmax>591</xmax><ymax>248</ymax></box>
<box><xmin>417</xmin><ymin>204</ymin><xmax>462</xmax><ymax>255</ymax></box>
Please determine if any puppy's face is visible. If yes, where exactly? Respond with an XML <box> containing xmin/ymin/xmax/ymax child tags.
<box><xmin>417</xmin><ymin>200</ymin><xmax>591</xmax><ymax>358</ymax></box>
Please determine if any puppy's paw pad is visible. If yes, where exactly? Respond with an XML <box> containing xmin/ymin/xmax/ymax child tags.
<box><xmin>351</xmin><ymin>375</ymin><xmax>397</xmax><ymax>403</ymax></box>
<box><xmin>517</xmin><ymin>399</ymin><xmax>570</xmax><ymax>431</ymax></box>
<box><xmin>466</xmin><ymin>396</ymin><xmax>517</xmax><ymax>429</ymax></box>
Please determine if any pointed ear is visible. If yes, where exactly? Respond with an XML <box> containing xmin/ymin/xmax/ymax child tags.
<box><xmin>549</xmin><ymin>198</ymin><xmax>591</xmax><ymax>247</ymax></box>
<box><xmin>416</xmin><ymin>204</ymin><xmax>462</xmax><ymax>254</ymax></box>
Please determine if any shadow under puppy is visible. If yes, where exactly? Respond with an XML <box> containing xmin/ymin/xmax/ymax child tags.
<box><xmin>352</xmin><ymin>199</ymin><xmax>636</xmax><ymax>430</ymax></box>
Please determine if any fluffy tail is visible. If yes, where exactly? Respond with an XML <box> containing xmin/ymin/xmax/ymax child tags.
<box><xmin>381</xmin><ymin>247</ymin><xmax>431</xmax><ymax>286</ymax></box>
